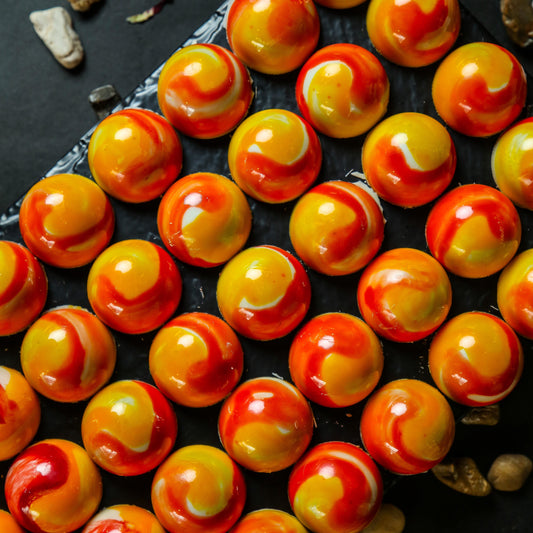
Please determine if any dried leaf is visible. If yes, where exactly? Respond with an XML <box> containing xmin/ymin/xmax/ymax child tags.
<box><xmin>127</xmin><ymin>0</ymin><xmax>171</xmax><ymax>24</ymax></box>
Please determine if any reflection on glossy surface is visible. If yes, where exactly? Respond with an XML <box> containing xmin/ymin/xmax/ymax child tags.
<box><xmin>432</xmin><ymin>42</ymin><xmax>527</xmax><ymax>137</ymax></box>
<box><xmin>81</xmin><ymin>380</ymin><xmax>178</xmax><ymax>476</ymax></box>
<box><xmin>362</xmin><ymin>112</ymin><xmax>456</xmax><ymax>207</ymax></box>
<box><xmin>228</xmin><ymin>109</ymin><xmax>322</xmax><ymax>203</ymax></box>
<box><xmin>367</xmin><ymin>0</ymin><xmax>460</xmax><ymax>67</ymax></box>
<box><xmin>19</xmin><ymin>173</ymin><xmax>115</xmax><ymax>268</ymax></box>
<box><xmin>491</xmin><ymin>117</ymin><xmax>533</xmax><ymax>210</ymax></box>
<box><xmin>0</xmin><ymin>366</ymin><xmax>40</xmax><ymax>461</ymax></box>
<box><xmin>217</xmin><ymin>245</ymin><xmax>311</xmax><ymax>340</ymax></box>
<box><xmin>149</xmin><ymin>312</ymin><xmax>243</xmax><ymax>408</ymax></box>
<box><xmin>357</xmin><ymin>248</ymin><xmax>452</xmax><ymax>342</ymax></box>
<box><xmin>229</xmin><ymin>509</ymin><xmax>308</xmax><ymax>533</ymax></box>
<box><xmin>87</xmin><ymin>239</ymin><xmax>182</xmax><ymax>334</ymax></box>
<box><xmin>158</xmin><ymin>44</ymin><xmax>253</xmax><ymax>138</ymax></box>
<box><xmin>82</xmin><ymin>504</ymin><xmax>166</xmax><ymax>533</ymax></box>
<box><xmin>429</xmin><ymin>312</ymin><xmax>523</xmax><ymax>406</ymax></box>
<box><xmin>290</xmin><ymin>180</ymin><xmax>384</xmax><ymax>275</ymax></box>
<box><xmin>158</xmin><ymin>173</ymin><xmax>251</xmax><ymax>267</ymax></box>
<box><xmin>21</xmin><ymin>306</ymin><xmax>116</xmax><ymax>403</ymax></box>
<box><xmin>296</xmin><ymin>43</ymin><xmax>389</xmax><ymax>138</ymax></box>
<box><xmin>288</xmin><ymin>441</ymin><xmax>382</xmax><ymax>533</ymax></box>
<box><xmin>360</xmin><ymin>379</ymin><xmax>455</xmax><ymax>475</ymax></box>
<box><xmin>498</xmin><ymin>249</ymin><xmax>533</xmax><ymax>340</ymax></box>
<box><xmin>0</xmin><ymin>241</ymin><xmax>47</xmax><ymax>337</ymax></box>
<box><xmin>151</xmin><ymin>444</ymin><xmax>246</xmax><ymax>533</ymax></box>
<box><xmin>218</xmin><ymin>377</ymin><xmax>314</xmax><ymax>473</ymax></box>
<box><xmin>426</xmin><ymin>184</ymin><xmax>521</xmax><ymax>278</ymax></box>
<box><xmin>226</xmin><ymin>0</ymin><xmax>320</xmax><ymax>75</ymax></box>
<box><xmin>5</xmin><ymin>439</ymin><xmax>102</xmax><ymax>533</ymax></box>
<box><xmin>289</xmin><ymin>313</ymin><xmax>383</xmax><ymax>407</ymax></box>
<box><xmin>88</xmin><ymin>108</ymin><xmax>182</xmax><ymax>202</ymax></box>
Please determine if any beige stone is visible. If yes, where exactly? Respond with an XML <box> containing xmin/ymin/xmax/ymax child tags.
<box><xmin>68</xmin><ymin>0</ymin><xmax>102</xmax><ymax>11</ymax></box>
<box><xmin>488</xmin><ymin>454</ymin><xmax>533</xmax><ymax>491</ymax></box>
<box><xmin>432</xmin><ymin>457</ymin><xmax>492</xmax><ymax>497</ymax></box>
<box><xmin>30</xmin><ymin>7</ymin><xmax>84</xmax><ymax>69</ymax></box>
<box><xmin>361</xmin><ymin>503</ymin><xmax>406</xmax><ymax>533</ymax></box>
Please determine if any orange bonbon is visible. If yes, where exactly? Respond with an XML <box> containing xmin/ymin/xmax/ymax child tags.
<box><xmin>87</xmin><ymin>239</ymin><xmax>182</xmax><ymax>334</ymax></box>
<box><xmin>362</xmin><ymin>112</ymin><xmax>456</xmax><ymax>207</ymax></box>
<box><xmin>158</xmin><ymin>43</ymin><xmax>253</xmax><ymax>138</ymax></box>
<box><xmin>82</xmin><ymin>505</ymin><xmax>165</xmax><ymax>533</ymax></box>
<box><xmin>360</xmin><ymin>379</ymin><xmax>455</xmax><ymax>475</ymax></box>
<box><xmin>491</xmin><ymin>117</ymin><xmax>533</xmax><ymax>210</ymax></box>
<box><xmin>357</xmin><ymin>248</ymin><xmax>452</xmax><ymax>342</ymax></box>
<box><xmin>228</xmin><ymin>109</ymin><xmax>322</xmax><ymax>204</ymax></box>
<box><xmin>88</xmin><ymin>108</ymin><xmax>182</xmax><ymax>202</ymax></box>
<box><xmin>149</xmin><ymin>312</ymin><xmax>243</xmax><ymax>408</ymax></box>
<box><xmin>158</xmin><ymin>172</ymin><xmax>251</xmax><ymax>267</ymax></box>
<box><xmin>218</xmin><ymin>377</ymin><xmax>314</xmax><ymax>473</ymax></box>
<box><xmin>20</xmin><ymin>306</ymin><xmax>116</xmax><ymax>403</ymax></box>
<box><xmin>429</xmin><ymin>312</ymin><xmax>523</xmax><ymax>406</ymax></box>
<box><xmin>296</xmin><ymin>43</ymin><xmax>389</xmax><ymax>138</ymax></box>
<box><xmin>288</xmin><ymin>441</ymin><xmax>382</xmax><ymax>533</ymax></box>
<box><xmin>289</xmin><ymin>180</ymin><xmax>384</xmax><ymax>275</ymax></box>
<box><xmin>19</xmin><ymin>173</ymin><xmax>114</xmax><ymax>268</ymax></box>
<box><xmin>151</xmin><ymin>444</ymin><xmax>246</xmax><ymax>533</ymax></box>
<box><xmin>81</xmin><ymin>380</ymin><xmax>177</xmax><ymax>476</ymax></box>
<box><xmin>289</xmin><ymin>313</ymin><xmax>383</xmax><ymax>407</ymax></box>
<box><xmin>226</xmin><ymin>0</ymin><xmax>320</xmax><ymax>75</ymax></box>
<box><xmin>217</xmin><ymin>245</ymin><xmax>311</xmax><ymax>341</ymax></box>
<box><xmin>426</xmin><ymin>184</ymin><xmax>521</xmax><ymax>278</ymax></box>
<box><xmin>367</xmin><ymin>0</ymin><xmax>460</xmax><ymax>67</ymax></box>
<box><xmin>0</xmin><ymin>366</ymin><xmax>40</xmax><ymax>461</ymax></box>
<box><xmin>5</xmin><ymin>439</ymin><xmax>102</xmax><ymax>533</ymax></box>
<box><xmin>432</xmin><ymin>42</ymin><xmax>527</xmax><ymax>137</ymax></box>
<box><xmin>0</xmin><ymin>241</ymin><xmax>47</xmax><ymax>337</ymax></box>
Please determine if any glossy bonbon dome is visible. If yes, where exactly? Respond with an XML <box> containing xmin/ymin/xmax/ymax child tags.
<box><xmin>218</xmin><ymin>377</ymin><xmax>314</xmax><ymax>473</ymax></box>
<box><xmin>360</xmin><ymin>379</ymin><xmax>455</xmax><ymax>475</ymax></box>
<box><xmin>289</xmin><ymin>180</ymin><xmax>384</xmax><ymax>275</ymax></box>
<box><xmin>362</xmin><ymin>112</ymin><xmax>456</xmax><ymax>207</ymax></box>
<box><xmin>19</xmin><ymin>173</ymin><xmax>114</xmax><ymax>268</ymax></box>
<box><xmin>158</xmin><ymin>172</ymin><xmax>251</xmax><ymax>267</ymax></box>
<box><xmin>226</xmin><ymin>0</ymin><xmax>320</xmax><ymax>75</ymax></box>
<box><xmin>367</xmin><ymin>0</ymin><xmax>460</xmax><ymax>67</ymax></box>
<box><xmin>21</xmin><ymin>306</ymin><xmax>116</xmax><ymax>402</ymax></box>
<box><xmin>5</xmin><ymin>439</ymin><xmax>102</xmax><ymax>533</ymax></box>
<box><xmin>87</xmin><ymin>239</ymin><xmax>182</xmax><ymax>334</ymax></box>
<box><xmin>358</xmin><ymin>248</ymin><xmax>452</xmax><ymax>342</ymax></box>
<box><xmin>228</xmin><ymin>109</ymin><xmax>322</xmax><ymax>203</ymax></box>
<box><xmin>158</xmin><ymin>43</ymin><xmax>253</xmax><ymax>138</ymax></box>
<box><xmin>426</xmin><ymin>184</ymin><xmax>521</xmax><ymax>278</ymax></box>
<box><xmin>217</xmin><ymin>245</ymin><xmax>311</xmax><ymax>341</ymax></box>
<box><xmin>429</xmin><ymin>312</ymin><xmax>523</xmax><ymax>406</ymax></box>
<box><xmin>296</xmin><ymin>43</ymin><xmax>389</xmax><ymax>138</ymax></box>
<box><xmin>88</xmin><ymin>108</ymin><xmax>182</xmax><ymax>202</ymax></box>
<box><xmin>288</xmin><ymin>441</ymin><xmax>383</xmax><ymax>533</ymax></box>
<box><xmin>432</xmin><ymin>42</ymin><xmax>527</xmax><ymax>137</ymax></box>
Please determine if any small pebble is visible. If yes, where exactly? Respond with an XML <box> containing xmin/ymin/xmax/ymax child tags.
<box><xmin>501</xmin><ymin>0</ymin><xmax>533</xmax><ymax>47</ymax></box>
<box><xmin>89</xmin><ymin>85</ymin><xmax>122</xmax><ymax>120</ymax></box>
<box><xmin>361</xmin><ymin>503</ymin><xmax>405</xmax><ymax>533</ymax></box>
<box><xmin>432</xmin><ymin>457</ymin><xmax>492</xmax><ymax>497</ymax></box>
<box><xmin>487</xmin><ymin>454</ymin><xmax>533</xmax><ymax>491</ymax></box>
<box><xmin>68</xmin><ymin>0</ymin><xmax>102</xmax><ymax>11</ymax></box>
<box><xmin>29</xmin><ymin>7</ymin><xmax>84</xmax><ymax>69</ymax></box>
<box><xmin>461</xmin><ymin>404</ymin><xmax>500</xmax><ymax>426</ymax></box>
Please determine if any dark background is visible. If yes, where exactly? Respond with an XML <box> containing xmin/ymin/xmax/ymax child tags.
<box><xmin>1</xmin><ymin>1</ymin><xmax>533</xmax><ymax>532</ymax></box>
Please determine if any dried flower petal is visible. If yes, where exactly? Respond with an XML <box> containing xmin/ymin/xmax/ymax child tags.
<box><xmin>126</xmin><ymin>0</ymin><xmax>170</xmax><ymax>24</ymax></box>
